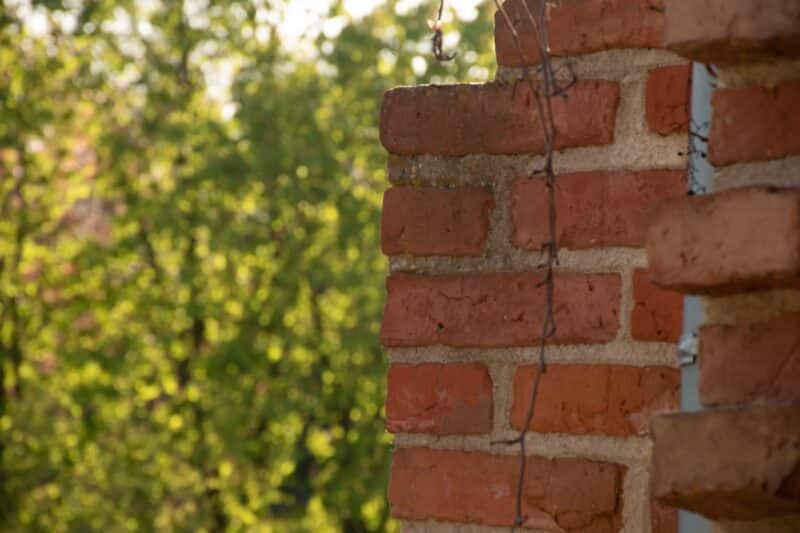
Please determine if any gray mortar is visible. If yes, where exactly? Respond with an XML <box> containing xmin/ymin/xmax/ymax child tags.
<box><xmin>387</xmin><ymin>341</ymin><xmax>677</xmax><ymax>367</ymax></box>
<box><xmin>387</xmin><ymin>341</ymin><xmax>676</xmax><ymax>368</ymax></box>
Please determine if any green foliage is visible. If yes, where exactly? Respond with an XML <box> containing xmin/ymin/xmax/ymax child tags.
<box><xmin>0</xmin><ymin>1</ymin><xmax>493</xmax><ymax>531</ymax></box>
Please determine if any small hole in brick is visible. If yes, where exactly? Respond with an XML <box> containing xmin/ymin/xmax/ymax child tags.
<box><xmin>437</xmin><ymin>323</ymin><xmax>444</xmax><ymax>330</ymax></box>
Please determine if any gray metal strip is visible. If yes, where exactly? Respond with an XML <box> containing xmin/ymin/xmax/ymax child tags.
<box><xmin>678</xmin><ymin>62</ymin><xmax>715</xmax><ymax>533</ymax></box>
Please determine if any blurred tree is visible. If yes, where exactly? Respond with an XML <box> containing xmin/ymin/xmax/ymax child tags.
<box><xmin>0</xmin><ymin>0</ymin><xmax>493</xmax><ymax>531</ymax></box>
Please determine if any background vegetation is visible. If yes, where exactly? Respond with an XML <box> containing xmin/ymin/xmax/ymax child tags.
<box><xmin>0</xmin><ymin>0</ymin><xmax>493</xmax><ymax>531</ymax></box>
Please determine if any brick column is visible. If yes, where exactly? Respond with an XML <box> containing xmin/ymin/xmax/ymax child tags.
<box><xmin>647</xmin><ymin>1</ymin><xmax>800</xmax><ymax>531</ymax></box>
<box><xmin>379</xmin><ymin>1</ymin><xmax>690</xmax><ymax>531</ymax></box>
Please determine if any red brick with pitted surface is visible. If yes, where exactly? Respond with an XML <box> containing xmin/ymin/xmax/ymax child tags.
<box><xmin>646</xmin><ymin>64</ymin><xmax>692</xmax><ymax>135</ymax></box>
<box><xmin>386</xmin><ymin>363</ymin><xmax>493</xmax><ymax>435</ymax></box>
<box><xmin>700</xmin><ymin>312</ymin><xmax>800</xmax><ymax>407</ymax></box>
<box><xmin>389</xmin><ymin>447</ymin><xmax>625</xmax><ymax>531</ymax></box>
<box><xmin>495</xmin><ymin>0</ymin><xmax>665</xmax><ymax>67</ymax></box>
<box><xmin>379</xmin><ymin>81</ymin><xmax>619</xmax><ymax>156</ymax></box>
<box><xmin>652</xmin><ymin>403</ymin><xmax>800</xmax><ymax>520</ymax></box>
<box><xmin>381</xmin><ymin>272</ymin><xmax>621</xmax><ymax>347</ymax></box>
<box><xmin>511</xmin><ymin>364</ymin><xmax>680</xmax><ymax>436</ymax></box>
<box><xmin>647</xmin><ymin>186</ymin><xmax>800</xmax><ymax>295</ymax></box>
<box><xmin>664</xmin><ymin>0</ymin><xmax>800</xmax><ymax>65</ymax></box>
<box><xmin>631</xmin><ymin>268</ymin><xmax>683</xmax><ymax>343</ymax></box>
<box><xmin>511</xmin><ymin>170</ymin><xmax>685</xmax><ymax>251</ymax></box>
<box><xmin>382</xmin><ymin>187</ymin><xmax>494</xmax><ymax>257</ymax></box>
<box><xmin>710</xmin><ymin>82</ymin><xmax>800</xmax><ymax>166</ymax></box>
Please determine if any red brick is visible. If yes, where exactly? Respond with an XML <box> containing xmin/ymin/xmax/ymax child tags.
<box><xmin>710</xmin><ymin>82</ymin><xmax>800</xmax><ymax>166</ymax></box>
<box><xmin>495</xmin><ymin>0</ymin><xmax>665</xmax><ymax>67</ymax></box>
<box><xmin>386</xmin><ymin>363</ymin><xmax>493</xmax><ymax>435</ymax></box>
<box><xmin>647</xmin><ymin>187</ymin><xmax>800</xmax><ymax>295</ymax></box>
<box><xmin>389</xmin><ymin>447</ymin><xmax>624</xmax><ymax>530</ymax></box>
<box><xmin>379</xmin><ymin>81</ymin><xmax>620</xmax><ymax>156</ymax></box>
<box><xmin>631</xmin><ymin>268</ymin><xmax>683</xmax><ymax>342</ymax></box>
<box><xmin>646</xmin><ymin>65</ymin><xmax>691</xmax><ymax>135</ymax></box>
<box><xmin>511</xmin><ymin>364</ymin><xmax>679</xmax><ymax>436</ymax></box>
<box><xmin>664</xmin><ymin>0</ymin><xmax>800</xmax><ymax>65</ymax></box>
<box><xmin>700</xmin><ymin>313</ymin><xmax>800</xmax><ymax>407</ymax></box>
<box><xmin>381</xmin><ymin>272</ymin><xmax>620</xmax><ymax>347</ymax></box>
<box><xmin>652</xmin><ymin>403</ymin><xmax>800</xmax><ymax>520</ymax></box>
<box><xmin>652</xmin><ymin>502</ymin><xmax>678</xmax><ymax>533</ymax></box>
<box><xmin>511</xmin><ymin>170</ymin><xmax>685</xmax><ymax>251</ymax></box>
<box><xmin>381</xmin><ymin>187</ymin><xmax>494</xmax><ymax>257</ymax></box>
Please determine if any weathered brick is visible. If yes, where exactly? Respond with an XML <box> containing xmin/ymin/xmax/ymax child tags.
<box><xmin>709</xmin><ymin>82</ymin><xmax>800</xmax><ymax>166</ymax></box>
<box><xmin>379</xmin><ymin>81</ymin><xmax>620</xmax><ymax>156</ymax></box>
<box><xmin>389</xmin><ymin>447</ymin><xmax>624</xmax><ymax>530</ymax></box>
<box><xmin>700</xmin><ymin>313</ymin><xmax>800</xmax><ymax>407</ymax></box>
<box><xmin>652</xmin><ymin>502</ymin><xmax>678</xmax><ymax>533</ymax></box>
<box><xmin>381</xmin><ymin>272</ymin><xmax>620</xmax><ymax>347</ymax></box>
<box><xmin>647</xmin><ymin>187</ymin><xmax>800</xmax><ymax>296</ymax></box>
<box><xmin>631</xmin><ymin>268</ymin><xmax>683</xmax><ymax>343</ymax></box>
<box><xmin>381</xmin><ymin>187</ymin><xmax>494</xmax><ymax>257</ymax></box>
<box><xmin>646</xmin><ymin>64</ymin><xmax>691</xmax><ymax>135</ymax></box>
<box><xmin>664</xmin><ymin>0</ymin><xmax>800</xmax><ymax>65</ymax></box>
<box><xmin>386</xmin><ymin>363</ymin><xmax>493</xmax><ymax>435</ymax></box>
<box><xmin>511</xmin><ymin>170</ymin><xmax>685</xmax><ymax>251</ymax></box>
<box><xmin>652</xmin><ymin>403</ymin><xmax>800</xmax><ymax>520</ymax></box>
<box><xmin>495</xmin><ymin>0</ymin><xmax>665</xmax><ymax>67</ymax></box>
<box><xmin>511</xmin><ymin>364</ymin><xmax>679</xmax><ymax>436</ymax></box>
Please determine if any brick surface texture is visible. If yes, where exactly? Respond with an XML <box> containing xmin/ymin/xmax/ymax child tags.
<box><xmin>700</xmin><ymin>313</ymin><xmax>800</xmax><ymax>407</ymax></box>
<box><xmin>379</xmin><ymin>81</ymin><xmax>620</xmax><ymax>156</ymax></box>
<box><xmin>511</xmin><ymin>364</ymin><xmax>680</xmax><ymax>436</ymax></box>
<box><xmin>495</xmin><ymin>0</ymin><xmax>665</xmax><ymax>66</ymax></box>
<box><xmin>381</xmin><ymin>272</ymin><xmax>621</xmax><ymax>347</ymax></box>
<box><xmin>631</xmin><ymin>269</ymin><xmax>683</xmax><ymax>342</ymax></box>
<box><xmin>386</xmin><ymin>363</ymin><xmax>493</xmax><ymax>435</ymax></box>
<box><xmin>382</xmin><ymin>187</ymin><xmax>494</xmax><ymax>257</ymax></box>
<box><xmin>710</xmin><ymin>82</ymin><xmax>800</xmax><ymax>166</ymax></box>
<box><xmin>647</xmin><ymin>186</ymin><xmax>800</xmax><ymax>295</ymax></box>
<box><xmin>664</xmin><ymin>0</ymin><xmax>800</xmax><ymax>64</ymax></box>
<box><xmin>646</xmin><ymin>64</ymin><xmax>692</xmax><ymax>135</ymax></box>
<box><xmin>652</xmin><ymin>404</ymin><xmax>800</xmax><ymax>520</ymax></box>
<box><xmin>511</xmin><ymin>170</ymin><xmax>685</xmax><ymax>251</ymax></box>
<box><xmin>389</xmin><ymin>448</ymin><xmax>625</xmax><ymax>531</ymax></box>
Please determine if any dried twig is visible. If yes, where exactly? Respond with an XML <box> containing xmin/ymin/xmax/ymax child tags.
<box><xmin>490</xmin><ymin>1</ymin><xmax>569</xmax><ymax>530</ymax></box>
<box><xmin>431</xmin><ymin>0</ymin><xmax>456</xmax><ymax>61</ymax></box>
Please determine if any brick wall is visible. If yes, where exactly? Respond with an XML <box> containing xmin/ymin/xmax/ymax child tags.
<box><xmin>379</xmin><ymin>1</ymin><xmax>690</xmax><ymax>530</ymax></box>
<box><xmin>647</xmin><ymin>1</ymin><xmax>800</xmax><ymax>532</ymax></box>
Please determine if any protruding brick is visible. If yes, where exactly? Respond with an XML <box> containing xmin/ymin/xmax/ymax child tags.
<box><xmin>511</xmin><ymin>364</ymin><xmax>679</xmax><ymax>436</ymax></box>
<box><xmin>381</xmin><ymin>272</ymin><xmax>620</xmax><ymax>347</ymax></box>
<box><xmin>495</xmin><ymin>0</ymin><xmax>665</xmax><ymax>67</ymax></box>
<box><xmin>631</xmin><ymin>269</ymin><xmax>683</xmax><ymax>343</ymax></box>
<box><xmin>710</xmin><ymin>82</ymin><xmax>800</xmax><ymax>166</ymax></box>
<box><xmin>379</xmin><ymin>81</ymin><xmax>620</xmax><ymax>156</ymax></box>
<box><xmin>646</xmin><ymin>65</ymin><xmax>691</xmax><ymax>135</ymax></box>
<box><xmin>386</xmin><ymin>363</ymin><xmax>493</xmax><ymax>435</ymax></box>
<box><xmin>652</xmin><ymin>502</ymin><xmax>678</xmax><ymax>533</ymax></box>
<box><xmin>652</xmin><ymin>403</ymin><xmax>800</xmax><ymax>520</ymax></box>
<box><xmin>511</xmin><ymin>170</ymin><xmax>685</xmax><ymax>251</ymax></box>
<box><xmin>647</xmin><ymin>187</ymin><xmax>800</xmax><ymax>296</ymax></box>
<box><xmin>381</xmin><ymin>187</ymin><xmax>494</xmax><ymax>257</ymax></box>
<box><xmin>700</xmin><ymin>313</ymin><xmax>800</xmax><ymax>407</ymax></box>
<box><xmin>389</xmin><ymin>447</ymin><xmax>624</xmax><ymax>530</ymax></box>
<box><xmin>664</xmin><ymin>0</ymin><xmax>800</xmax><ymax>65</ymax></box>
